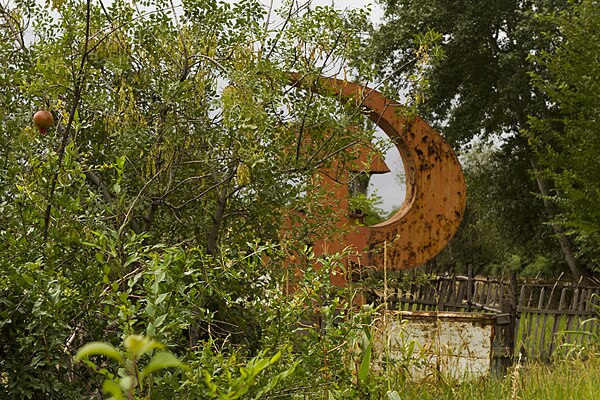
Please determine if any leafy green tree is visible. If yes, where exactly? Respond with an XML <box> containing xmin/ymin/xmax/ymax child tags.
<box><xmin>436</xmin><ymin>141</ymin><xmax>566</xmax><ymax>277</ymax></box>
<box><xmin>528</xmin><ymin>0</ymin><xmax>600</xmax><ymax>274</ymax></box>
<box><xmin>367</xmin><ymin>0</ymin><xmax>593</xmax><ymax>281</ymax></box>
<box><xmin>0</xmin><ymin>0</ymin><xmax>391</xmax><ymax>397</ymax></box>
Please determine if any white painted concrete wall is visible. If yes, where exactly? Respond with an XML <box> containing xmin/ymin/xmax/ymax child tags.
<box><xmin>374</xmin><ymin>311</ymin><xmax>495</xmax><ymax>381</ymax></box>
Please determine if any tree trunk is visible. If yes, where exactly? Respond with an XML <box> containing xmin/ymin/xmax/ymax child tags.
<box><xmin>530</xmin><ymin>157</ymin><xmax>591</xmax><ymax>284</ymax></box>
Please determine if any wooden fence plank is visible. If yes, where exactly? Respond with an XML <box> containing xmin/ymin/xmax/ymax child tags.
<box><xmin>486</xmin><ymin>279</ymin><xmax>493</xmax><ymax>308</ymax></box>
<box><xmin>371</xmin><ymin>274</ymin><xmax>599</xmax><ymax>361</ymax></box>
<box><xmin>553</xmin><ymin>288</ymin><xmax>568</xmax><ymax>357</ymax></box>
<box><xmin>532</xmin><ymin>288</ymin><xmax>545</xmax><ymax>358</ymax></box>
<box><xmin>467</xmin><ymin>266</ymin><xmax>474</xmax><ymax>311</ymax></box>
<box><xmin>473</xmin><ymin>281</ymin><xmax>481</xmax><ymax>304</ymax></box>
<box><xmin>436</xmin><ymin>280</ymin><xmax>445</xmax><ymax>310</ymax></box>
<box><xmin>565</xmin><ymin>289</ymin><xmax>580</xmax><ymax>349</ymax></box>
<box><xmin>539</xmin><ymin>287</ymin><xmax>553</xmax><ymax>360</ymax></box>
<box><xmin>516</xmin><ymin>286</ymin><xmax>526</xmax><ymax>357</ymax></box>
<box><xmin>575</xmin><ymin>289</ymin><xmax>588</xmax><ymax>348</ymax></box>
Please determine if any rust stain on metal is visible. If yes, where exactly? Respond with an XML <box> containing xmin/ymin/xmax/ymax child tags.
<box><xmin>290</xmin><ymin>75</ymin><xmax>467</xmax><ymax>271</ymax></box>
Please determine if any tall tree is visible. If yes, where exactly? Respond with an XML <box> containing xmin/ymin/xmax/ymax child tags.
<box><xmin>528</xmin><ymin>0</ymin><xmax>600</xmax><ymax>274</ymax></box>
<box><xmin>436</xmin><ymin>140</ymin><xmax>566</xmax><ymax>277</ymax></box>
<box><xmin>368</xmin><ymin>0</ymin><xmax>592</xmax><ymax>281</ymax></box>
<box><xmin>1</xmin><ymin>0</ymin><xmax>376</xmax><ymax>255</ymax></box>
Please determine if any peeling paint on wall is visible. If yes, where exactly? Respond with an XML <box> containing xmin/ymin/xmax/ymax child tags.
<box><xmin>374</xmin><ymin>311</ymin><xmax>495</xmax><ymax>381</ymax></box>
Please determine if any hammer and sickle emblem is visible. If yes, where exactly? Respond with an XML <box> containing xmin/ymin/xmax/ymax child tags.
<box><xmin>290</xmin><ymin>75</ymin><xmax>466</xmax><ymax>271</ymax></box>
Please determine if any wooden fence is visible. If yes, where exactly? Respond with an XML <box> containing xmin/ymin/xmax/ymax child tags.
<box><xmin>366</xmin><ymin>273</ymin><xmax>600</xmax><ymax>363</ymax></box>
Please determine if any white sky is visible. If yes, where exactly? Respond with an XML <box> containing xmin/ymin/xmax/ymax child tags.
<box><xmin>287</xmin><ymin>0</ymin><xmax>384</xmax><ymax>20</ymax></box>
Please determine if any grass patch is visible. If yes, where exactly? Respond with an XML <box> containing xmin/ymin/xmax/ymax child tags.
<box><xmin>389</xmin><ymin>354</ymin><xmax>600</xmax><ymax>399</ymax></box>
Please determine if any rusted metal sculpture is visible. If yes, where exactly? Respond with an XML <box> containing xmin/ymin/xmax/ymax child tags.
<box><xmin>290</xmin><ymin>75</ymin><xmax>466</xmax><ymax>272</ymax></box>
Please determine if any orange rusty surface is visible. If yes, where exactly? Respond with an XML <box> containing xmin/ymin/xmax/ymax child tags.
<box><xmin>290</xmin><ymin>75</ymin><xmax>466</xmax><ymax>271</ymax></box>
<box><xmin>348</xmin><ymin>145</ymin><xmax>390</xmax><ymax>174</ymax></box>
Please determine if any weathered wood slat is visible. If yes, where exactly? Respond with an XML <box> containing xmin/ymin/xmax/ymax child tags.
<box><xmin>552</xmin><ymin>288</ymin><xmax>568</xmax><ymax>356</ymax></box>
<box><xmin>436</xmin><ymin>280</ymin><xmax>445</xmax><ymax>310</ymax></box>
<box><xmin>531</xmin><ymin>288</ymin><xmax>545</xmax><ymax>358</ymax></box>
<box><xmin>450</xmin><ymin>275</ymin><xmax>458</xmax><ymax>309</ymax></box>
<box><xmin>485</xmin><ymin>279</ymin><xmax>493</xmax><ymax>308</ymax></box>
<box><xmin>370</xmin><ymin>273</ymin><xmax>599</xmax><ymax>361</ymax></box>
<box><xmin>539</xmin><ymin>286</ymin><xmax>554</xmax><ymax>360</ymax></box>
<box><xmin>473</xmin><ymin>281</ymin><xmax>481</xmax><ymax>304</ymax></box>
<box><xmin>417</xmin><ymin>284</ymin><xmax>425</xmax><ymax>311</ymax></box>
<box><xmin>457</xmin><ymin>280</ymin><xmax>467</xmax><ymax>310</ymax></box>
<box><xmin>565</xmin><ymin>288</ymin><xmax>580</xmax><ymax>347</ymax></box>
<box><xmin>575</xmin><ymin>289</ymin><xmax>588</xmax><ymax>347</ymax></box>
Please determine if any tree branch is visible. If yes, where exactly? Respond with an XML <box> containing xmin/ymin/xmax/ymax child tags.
<box><xmin>530</xmin><ymin>156</ymin><xmax>592</xmax><ymax>284</ymax></box>
<box><xmin>43</xmin><ymin>0</ymin><xmax>92</xmax><ymax>240</ymax></box>
<box><xmin>83</xmin><ymin>168</ymin><xmax>142</xmax><ymax>234</ymax></box>
<box><xmin>0</xmin><ymin>3</ymin><xmax>27</xmax><ymax>52</ymax></box>
<box><xmin>84</xmin><ymin>170</ymin><xmax>112</xmax><ymax>204</ymax></box>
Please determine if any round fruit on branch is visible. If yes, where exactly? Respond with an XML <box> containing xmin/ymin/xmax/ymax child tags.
<box><xmin>33</xmin><ymin>110</ymin><xmax>54</xmax><ymax>135</ymax></box>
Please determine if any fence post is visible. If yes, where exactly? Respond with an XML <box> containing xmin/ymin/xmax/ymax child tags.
<box><xmin>495</xmin><ymin>271</ymin><xmax>518</xmax><ymax>372</ymax></box>
<box><xmin>508</xmin><ymin>272</ymin><xmax>518</xmax><ymax>360</ymax></box>
<box><xmin>467</xmin><ymin>264</ymin><xmax>473</xmax><ymax>312</ymax></box>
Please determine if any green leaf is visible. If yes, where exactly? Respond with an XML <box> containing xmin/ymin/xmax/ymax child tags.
<box><xmin>124</xmin><ymin>335</ymin><xmax>163</xmax><ymax>358</ymax></box>
<box><xmin>97</xmin><ymin>368</ymin><xmax>116</xmax><ymax>380</ymax></box>
<box><xmin>387</xmin><ymin>390</ymin><xmax>402</xmax><ymax>400</ymax></box>
<box><xmin>269</xmin><ymin>350</ymin><xmax>281</xmax><ymax>364</ymax></box>
<box><xmin>156</xmin><ymin>292</ymin><xmax>169</xmax><ymax>305</ymax></box>
<box><xmin>102</xmin><ymin>380</ymin><xmax>125</xmax><ymax>400</ymax></box>
<box><xmin>154</xmin><ymin>314</ymin><xmax>167</xmax><ymax>328</ymax></box>
<box><xmin>253</xmin><ymin>361</ymin><xmax>297</xmax><ymax>399</ymax></box>
<box><xmin>119</xmin><ymin>375</ymin><xmax>135</xmax><ymax>391</ymax></box>
<box><xmin>22</xmin><ymin>274</ymin><xmax>35</xmax><ymax>286</ymax></box>
<box><xmin>357</xmin><ymin>342</ymin><xmax>372</xmax><ymax>383</ymax></box>
<box><xmin>146</xmin><ymin>302</ymin><xmax>155</xmax><ymax>317</ymax></box>
<box><xmin>75</xmin><ymin>342</ymin><xmax>123</xmax><ymax>364</ymax></box>
<box><xmin>406</xmin><ymin>340</ymin><xmax>415</xmax><ymax>359</ymax></box>
<box><xmin>139</xmin><ymin>351</ymin><xmax>185</xmax><ymax>382</ymax></box>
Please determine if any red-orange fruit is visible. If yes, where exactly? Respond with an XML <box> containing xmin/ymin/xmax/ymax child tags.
<box><xmin>33</xmin><ymin>110</ymin><xmax>54</xmax><ymax>134</ymax></box>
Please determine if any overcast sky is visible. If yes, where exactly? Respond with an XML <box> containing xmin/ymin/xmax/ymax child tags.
<box><xmin>281</xmin><ymin>0</ymin><xmax>384</xmax><ymax>20</ymax></box>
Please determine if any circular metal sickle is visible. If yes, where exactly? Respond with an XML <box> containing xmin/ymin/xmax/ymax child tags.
<box><xmin>290</xmin><ymin>74</ymin><xmax>466</xmax><ymax>270</ymax></box>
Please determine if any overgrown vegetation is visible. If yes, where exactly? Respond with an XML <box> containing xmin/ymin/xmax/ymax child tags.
<box><xmin>392</xmin><ymin>354</ymin><xmax>600</xmax><ymax>400</ymax></box>
<box><xmin>0</xmin><ymin>0</ymin><xmax>437</xmax><ymax>397</ymax></box>
<box><xmin>1</xmin><ymin>0</ymin><xmax>600</xmax><ymax>397</ymax></box>
<box><xmin>528</xmin><ymin>0</ymin><xmax>600</xmax><ymax>272</ymax></box>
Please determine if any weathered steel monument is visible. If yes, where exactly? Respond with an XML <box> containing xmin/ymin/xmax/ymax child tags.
<box><xmin>290</xmin><ymin>75</ymin><xmax>466</xmax><ymax>276</ymax></box>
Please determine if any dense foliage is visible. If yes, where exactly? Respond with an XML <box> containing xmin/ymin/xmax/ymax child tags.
<box><xmin>436</xmin><ymin>141</ymin><xmax>564</xmax><ymax>277</ymax></box>
<box><xmin>2</xmin><ymin>0</ymin><xmax>599</xmax><ymax>397</ymax></box>
<box><xmin>528</xmin><ymin>0</ymin><xmax>600</xmax><ymax>271</ymax></box>
<box><xmin>0</xmin><ymin>0</ymin><xmax>397</xmax><ymax>397</ymax></box>
<box><xmin>368</xmin><ymin>0</ymin><xmax>596</xmax><ymax>280</ymax></box>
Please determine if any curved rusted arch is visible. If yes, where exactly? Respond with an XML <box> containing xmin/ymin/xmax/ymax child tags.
<box><xmin>289</xmin><ymin>74</ymin><xmax>466</xmax><ymax>270</ymax></box>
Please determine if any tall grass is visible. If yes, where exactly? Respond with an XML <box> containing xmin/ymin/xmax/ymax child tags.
<box><xmin>387</xmin><ymin>354</ymin><xmax>600</xmax><ymax>400</ymax></box>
